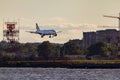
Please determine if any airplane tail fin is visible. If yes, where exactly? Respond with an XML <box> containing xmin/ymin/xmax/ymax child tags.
<box><xmin>36</xmin><ymin>23</ymin><xmax>40</xmax><ymax>31</ymax></box>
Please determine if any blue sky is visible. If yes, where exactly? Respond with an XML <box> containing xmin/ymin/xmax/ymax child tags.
<box><xmin>0</xmin><ymin>0</ymin><xmax>120</xmax><ymax>43</ymax></box>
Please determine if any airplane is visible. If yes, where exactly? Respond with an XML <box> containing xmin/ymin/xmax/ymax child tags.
<box><xmin>27</xmin><ymin>23</ymin><xmax>61</xmax><ymax>38</ymax></box>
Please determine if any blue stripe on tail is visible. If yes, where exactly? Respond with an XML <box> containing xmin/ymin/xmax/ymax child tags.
<box><xmin>36</xmin><ymin>23</ymin><xmax>40</xmax><ymax>31</ymax></box>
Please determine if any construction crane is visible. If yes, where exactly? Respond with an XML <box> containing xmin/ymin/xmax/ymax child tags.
<box><xmin>103</xmin><ymin>13</ymin><xmax>120</xmax><ymax>56</ymax></box>
<box><xmin>103</xmin><ymin>13</ymin><xmax>120</xmax><ymax>30</ymax></box>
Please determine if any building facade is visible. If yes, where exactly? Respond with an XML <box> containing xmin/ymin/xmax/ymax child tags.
<box><xmin>83</xmin><ymin>29</ymin><xmax>119</xmax><ymax>47</ymax></box>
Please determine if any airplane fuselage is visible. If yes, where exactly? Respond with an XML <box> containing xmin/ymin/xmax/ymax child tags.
<box><xmin>37</xmin><ymin>30</ymin><xmax>57</xmax><ymax>38</ymax></box>
<box><xmin>38</xmin><ymin>30</ymin><xmax>56</xmax><ymax>35</ymax></box>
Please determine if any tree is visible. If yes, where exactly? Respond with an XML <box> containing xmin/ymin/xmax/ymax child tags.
<box><xmin>19</xmin><ymin>43</ymin><xmax>37</xmax><ymax>54</ymax></box>
<box><xmin>0</xmin><ymin>50</ymin><xmax>6</xmax><ymax>60</ymax></box>
<box><xmin>87</xmin><ymin>42</ymin><xmax>109</xmax><ymax>57</ymax></box>
<box><xmin>37</xmin><ymin>41</ymin><xmax>59</xmax><ymax>59</ymax></box>
<box><xmin>24</xmin><ymin>43</ymin><xmax>37</xmax><ymax>53</ymax></box>
<box><xmin>62</xmin><ymin>41</ymin><xmax>81</xmax><ymax>55</ymax></box>
<box><xmin>109</xmin><ymin>44</ymin><xmax>117</xmax><ymax>56</ymax></box>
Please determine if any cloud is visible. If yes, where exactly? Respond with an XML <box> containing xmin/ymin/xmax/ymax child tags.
<box><xmin>20</xmin><ymin>26</ymin><xmax>35</xmax><ymax>31</ymax></box>
<box><xmin>59</xmin><ymin>23</ymin><xmax>79</xmax><ymax>28</ymax></box>
<box><xmin>0</xmin><ymin>17</ymin><xmax>107</xmax><ymax>43</ymax></box>
<box><xmin>67</xmin><ymin>29</ymin><xmax>83</xmax><ymax>39</ymax></box>
<box><xmin>51</xmin><ymin>17</ymin><xmax>67</xmax><ymax>23</ymax></box>
<box><xmin>19</xmin><ymin>23</ymin><xmax>99</xmax><ymax>43</ymax></box>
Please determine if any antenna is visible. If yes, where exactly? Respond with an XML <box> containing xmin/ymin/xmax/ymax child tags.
<box><xmin>3</xmin><ymin>19</ymin><xmax>20</xmax><ymax>44</ymax></box>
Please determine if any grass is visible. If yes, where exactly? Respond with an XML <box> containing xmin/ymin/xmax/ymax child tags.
<box><xmin>67</xmin><ymin>60</ymin><xmax>120</xmax><ymax>64</ymax></box>
<box><xmin>7</xmin><ymin>60</ymin><xmax>120</xmax><ymax>64</ymax></box>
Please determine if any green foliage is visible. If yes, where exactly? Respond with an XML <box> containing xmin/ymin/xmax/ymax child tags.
<box><xmin>109</xmin><ymin>45</ymin><xmax>117</xmax><ymax>56</ymax></box>
<box><xmin>0</xmin><ymin>50</ymin><xmax>6</xmax><ymax>58</ymax></box>
<box><xmin>37</xmin><ymin>41</ymin><xmax>59</xmax><ymax>59</ymax></box>
<box><xmin>20</xmin><ymin>43</ymin><xmax>37</xmax><ymax>54</ymax></box>
<box><xmin>87</xmin><ymin>42</ymin><xmax>109</xmax><ymax>56</ymax></box>
<box><xmin>0</xmin><ymin>42</ymin><xmax>38</xmax><ymax>60</ymax></box>
<box><xmin>0</xmin><ymin>41</ymin><xmax>118</xmax><ymax>61</ymax></box>
<box><xmin>63</xmin><ymin>41</ymin><xmax>81</xmax><ymax>55</ymax></box>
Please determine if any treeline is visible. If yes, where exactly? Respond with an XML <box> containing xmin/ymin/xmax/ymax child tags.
<box><xmin>0</xmin><ymin>40</ymin><xmax>118</xmax><ymax>61</ymax></box>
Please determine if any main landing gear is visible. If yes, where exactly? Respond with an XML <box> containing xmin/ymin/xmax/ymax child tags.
<box><xmin>49</xmin><ymin>34</ymin><xmax>57</xmax><ymax>38</ymax></box>
<box><xmin>41</xmin><ymin>35</ymin><xmax>44</xmax><ymax>38</ymax></box>
<box><xmin>41</xmin><ymin>34</ymin><xmax>57</xmax><ymax>38</ymax></box>
<box><xmin>49</xmin><ymin>35</ymin><xmax>52</xmax><ymax>38</ymax></box>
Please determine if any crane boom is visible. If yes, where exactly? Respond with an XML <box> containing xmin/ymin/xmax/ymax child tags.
<box><xmin>103</xmin><ymin>15</ymin><xmax>120</xmax><ymax>19</ymax></box>
<box><xmin>103</xmin><ymin>13</ymin><xmax>120</xmax><ymax>29</ymax></box>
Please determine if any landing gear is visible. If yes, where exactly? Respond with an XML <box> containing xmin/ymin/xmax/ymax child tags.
<box><xmin>41</xmin><ymin>34</ymin><xmax>57</xmax><ymax>38</ymax></box>
<box><xmin>41</xmin><ymin>35</ymin><xmax>44</xmax><ymax>38</ymax></box>
<box><xmin>54</xmin><ymin>34</ymin><xmax>57</xmax><ymax>36</ymax></box>
<box><xmin>49</xmin><ymin>35</ymin><xmax>52</xmax><ymax>38</ymax></box>
<box><xmin>49</xmin><ymin>34</ymin><xmax>57</xmax><ymax>38</ymax></box>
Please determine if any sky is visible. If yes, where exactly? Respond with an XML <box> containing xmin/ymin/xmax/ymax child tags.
<box><xmin>0</xmin><ymin>0</ymin><xmax>120</xmax><ymax>43</ymax></box>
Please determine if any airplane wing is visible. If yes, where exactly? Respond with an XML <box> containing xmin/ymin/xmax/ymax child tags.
<box><xmin>56</xmin><ymin>31</ymin><xmax>62</xmax><ymax>33</ymax></box>
<box><xmin>26</xmin><ymin>31</ymin><xmax>38</xmax><ymax>34</ymax></box>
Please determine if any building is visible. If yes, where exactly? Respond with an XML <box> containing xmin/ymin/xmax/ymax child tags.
<box><xmin>83</xmin><ymin>32</ymin><xmax>96</xmax><ymax>47</ymax></box>
<box><xmin>83</xmin><ymin>29</ymin><xmax>119</xmax><ymax>47</ymax></box>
